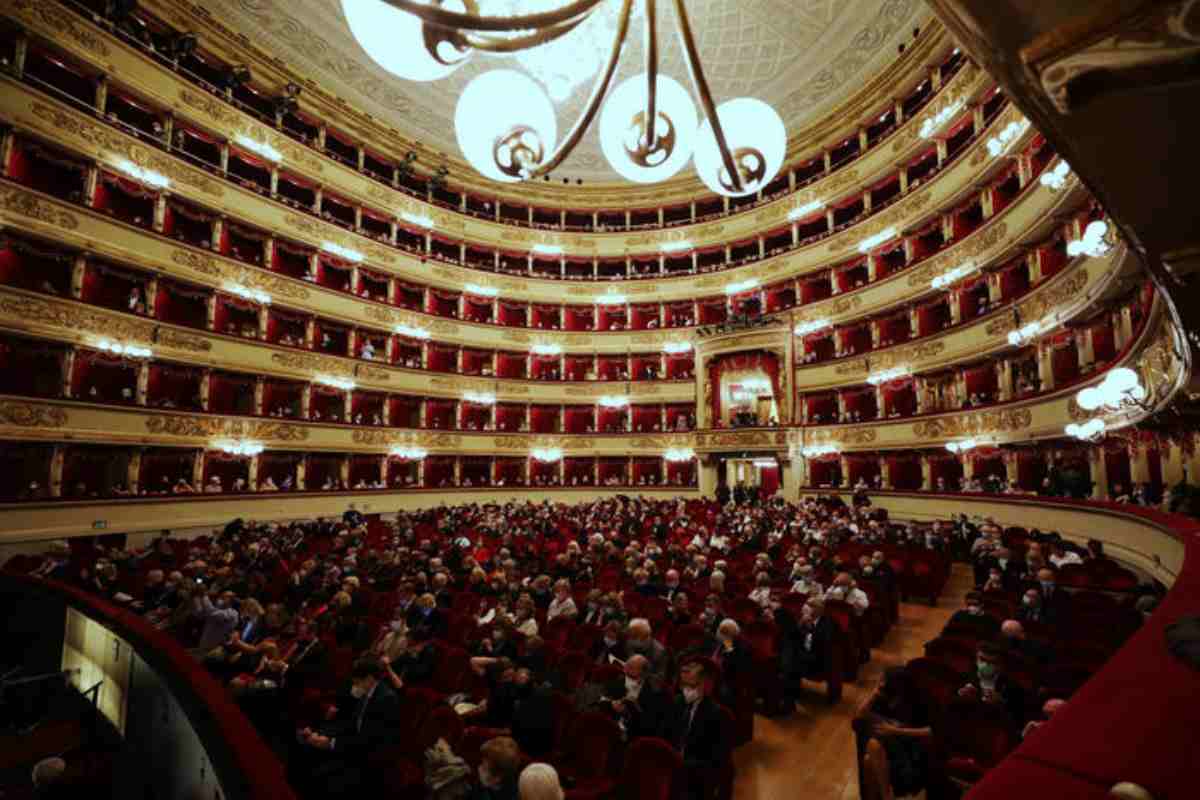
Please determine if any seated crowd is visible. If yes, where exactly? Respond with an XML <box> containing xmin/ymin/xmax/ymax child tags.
<box><xmin>9</xmin><ymin>494</ymin><xmax>954</xmax><ymax>799</ymax></box>
<box><xmin>854</xmin><ymin>516</ymin><xmax>1157</xmax><ymax>799</ymax></box>
<box><xmin>10</xmin><ymin>495</ymin><xmax>1154</xmax><ymax>799</ymax></box>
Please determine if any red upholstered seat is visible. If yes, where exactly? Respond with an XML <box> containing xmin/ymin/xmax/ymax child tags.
<box><xmin>937</xmin><ymin>700</ymin><xmax>1019</xmax><ymax>789</ymax></box>
<box><xmin>558</xmin><ymin>649</ymin><xmax>593</xmax><ymax>694</ymax></box>
<box><xmin>567</xmin><ymin>736</ymin><xmax>682</xmax><ymax>800</ymax></box>
<box><xmin>553</xmin><ymin>711</ymin><xmax>622</xmax><ymax>794</ymax></box>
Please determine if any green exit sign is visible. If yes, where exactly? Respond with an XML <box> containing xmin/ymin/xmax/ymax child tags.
<box><xmin>92</xmin><ymin>520</ymin><xmax>108</xmax><ymax>530</ymax></box>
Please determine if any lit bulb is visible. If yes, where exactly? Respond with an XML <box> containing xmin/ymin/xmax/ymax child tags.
<box><xmin>341</xmin><ymin>0</ymin><xmax>471</xmax><ymax>81</ymax></box>
<box><xmin>1105</xmin><ymin>367</ymin><xmax>1138</xmax><ymax>393</ymax></box>
<box><xmin>599</xmin><ymin>73</ymin><xmax>697</xmax><ymax>183</ymax></box>
<box><xmin>694</xmin><ymin>97</ymin><xmax>786</xmax><ymax>197</ymax></box>
<box><xmin>455</xmin><ymin>70</ymin><xmax>557</xmax><ymax>183</ymax></box>
<box><xmin>1077</xmin><ymin>386</ymin><xmax>1102</xmax><ymax>411</ymax></box>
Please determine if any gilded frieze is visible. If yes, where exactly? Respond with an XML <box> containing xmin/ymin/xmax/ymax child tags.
<box><xmin>911</xmin><ymin>407</ymin><xmax>1033</xmax><ymax>438</ymax></box>
<box><xmin>351</xmin><ymin>429</ymin><xmax>463</xmax><ymax>448</ymax></box>
<box><xmin>809</xmin><ymin>427</ymin><xmax>879</xmax><ymax>445</ymax></box>
<box><xmin>0</xmin><ymin>293</ymin><xmax>154</xmax><ymax>344</ymax></box>
<box><xmin>9</xmin><ymin>0</ymin><xmax>111</xmax><ymax>57</ymax></box>
<box><xmin>0</xmin><ymin>186</ymin><xmax>80</xmax><ymax>231</ymax></box>
<box><xmin>271</xmin><ymin>351</ymin><xmax>355</xmax><ymax>378</ymax></box>
<box><xmin>155</xmin><ymin>327</ymin><xmax>213</xmax><ymax>353</ymax></box>
<box><xmin>828</xmin><ymin>188</ymin><xmax>934</xmax><ymax>254</ymax></box>
<box><xmin>626</xmin><ymin>434</ymin><xmax>697</xmax><ymax>450</ymax></box>
<box><xmin>283</xmin><ymin>213</ymin><xmax>394</xmax><ymax>265</ymax></box>
<box><xmin>492</xmin><ymin>435</ymin><xmax>592</xmax><ymax>450</ymax></box>
<box><xmin>905</xmin><ymin>223</ymin><xmax>1010</xmax><ymax>287</ymax></box>
<box><xmin>695</xmin><ymin>429</ymin><xmax>789</xmax><ymax>449</ymax></box>
<box><xmin>0</xmin><ymin>400</ymin><xmax>69</xmax><ymax>428</ymax></box>
<box><xmin>1013</xmin><ymin>269</ymin><xmax>1090</xmax><ymax>326</ymax></box>
<box><xmin>178</xmin><ymin>89</ymin><xmax>326</xmax><ymax>174</ymax></box>
<box><xmin>28</xmin><ymin>102</ymin><xmax>224</xmax><ymax>198</ymax></box>
<box><xmin>145</xmin><ymin>415</ymin><xmax>309</xmax><ymax>440</ymax></box>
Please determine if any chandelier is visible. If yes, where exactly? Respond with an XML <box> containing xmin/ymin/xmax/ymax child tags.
<box><xmin>341</xmin><ymin>0</ymin><xmax>787</xmax><ymax>195</ymax></box>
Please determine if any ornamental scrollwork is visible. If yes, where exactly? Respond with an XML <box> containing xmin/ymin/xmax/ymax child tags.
<box><xmin>170</xmin><ymin>249</ymin><xmax>224</xmax><ymax>278</ymax></box>
<box><xmin>155</xmin><ymin>327</ymin><xmax>213</xmax><ymax>353</ymax></box>
<box><xmin>0</xmin><ymin>401</ymin><xmax>68</xmax><ymax>428</ymax></box>
<box><xmin>145</xmin><ymin>415</ymin><xmax>308</xmax><ymax>441</ymax></box>
<box><xmin>827</xmin><ymin>189</ymin><xmax>934</xmax><ymax>254</ymax></box>
<box><xmin>352</xmin><ymin>429</ymin><xmax>460</xmax><ymax>448</ymax></box>
<box><xmin>0</xmin><ymin>293</ymin><xmax>153</xmax><ymax>343</ymax></box>
<box><xmin>911</xmin><ymin>407</ymin><xmax>1033</xmax><ymax>439</ymax></box>
<box><xmin>1015</xmin><ymin>268</ymin><xmax>1090</xmax><ymax>324</ymax></box>
<box><xmin>0</xmin><ymin>186</ymin><xmax>80</xmax><ymax>231</ymax></box>
<box><xmin>271</xmin><ymin>352</ymin><xmax>354</xmax><ymax>377</ymax></box>
<box><xmin>905</xmin><ymin>223</ymin><xmax>1010</xmax><ymax>287</ymax></box>
<box><xmin>28</xmin><ymin>102</ymin><xmax>224</xmax><ymax>198</ymax></box>
<box><xmin>9</xmin><ymin>0</ymin><xmax>111</xmax><ymax>57</ymax></box>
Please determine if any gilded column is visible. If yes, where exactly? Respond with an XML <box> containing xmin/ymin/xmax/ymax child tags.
<box><xmin>136</xmin><ymin>362</ymin><xmax>149</xmax><ymax>406</ymax></box>
<box><xmin>301</xmin><ymin>384</ymin><xmax>312</xmax><ymax>419</ymax></box>
<box><xmin>920</xmin><ymin>454</ymin><xmax>932</xmax><ymax>491</ymax></box>
<box><xmin>49</xmin><ymin>445</ymin><xmax>65</xmax><ymax>498</ymax></box>
<box><xmin>127</xmin><ymin>450</ymin><xmax>141</xmax><ymax>495</ymax></box>
<box><xmin>70</xmin><ymin>254</ymin><xmax>86</xmax><ymax>299</ymax></box>
<box><xmin>199</xmin><ymin>370</ymin><xmax>211</xmax><ymax>411</ymax></box>
<box><xmin>880</xmin><ymin>455</ymin><xmax>892</xmax><ymax>490</ymax></box>
<box><xmin>297</xmin><ymin>457</ymin><xmax>306</xmax><ymax>491</ymax></box>
<box><xmin>1088</xmin><ymin>446</ymin><xmax>1109</xmax><ymax>500</ymax></box>
<box><xmin>248</xmin><ymin>454</ymin><xmax>259</xmax><ymax>491</ymax></box>
<box><xmin>253</xmin><ymin>377</ymin><xmax>264</xmax><ymax>416</ymax></box>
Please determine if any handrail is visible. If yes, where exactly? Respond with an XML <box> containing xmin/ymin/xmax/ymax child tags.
<box><xmin>0</xmin><ymin>571</ymin><xmax>297</xmax><ymax>800</ymax></box>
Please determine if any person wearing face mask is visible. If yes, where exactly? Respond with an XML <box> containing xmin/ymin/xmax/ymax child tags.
<box><xmin>957</xmin><ymin>643</ymin><xmax>1027</xmax><ymax>725</ymax></box>
<box><xmin>825</xmin><ymin>572</ymin><xmax>870</xmax><ymax>616</ymax></box>
<box><xmin>468</xmin><ymin>736</ymin><xmax>520</xmax><ymax>800</ymax></box>
<box><xmin>1033</xmin><ymin>567</ymin><xmax>1066</xmax><ymax>611</ymax></box>
<box><xmin>660</xmin><ymin>569</ymin><xmax>683</xmax><ymax>602</ymax></box>
<box><xmin>944</xmin><ymin>591</ymin><xmax>1001</xmax><ymax>638</ymax></box>
<box><xmin>590</xmin><ymin>621</ymin><xmax>625</xmax><ymax>666</ymax></box>
<box><xmin>665</xmin><ymin>660</ymin><xmax>727</xmax><ymax>800</ymax></box>
<box><xmin>621</xmin><ymin>619</ymin><xmax>670</xmax><ymax>686</ymax></box>
<box><xmin>293</xmin><ymin>659</ymin><xmax>400</xmax><ymax>795</ymax></box>
<box><xmin>1016</xmin><ymin>586</ymin><xmax>1056</xmax><ymax>626</ymax></box>
<box><xmin>707</xmin><ymin>619</ymin><xmax>753</xmax><ymax>708</ymax></box>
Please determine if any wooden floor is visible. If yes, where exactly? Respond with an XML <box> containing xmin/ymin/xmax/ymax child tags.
<box><xmin>733</xmin><ymin>565</ymin><xmax>974</xmax><ymax>800</ymax></box>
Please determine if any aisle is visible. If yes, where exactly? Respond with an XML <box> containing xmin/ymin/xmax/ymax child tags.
<box><xmin>732</xmin><ymin>564</ymin><xmax>975</xmax><ymax>800</ymax></box>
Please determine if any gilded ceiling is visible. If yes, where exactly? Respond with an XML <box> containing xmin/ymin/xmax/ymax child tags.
<box><xmin>210</xmin><ymin>0</ymin><xmax>929</xmax><ymax>185</ymax></box>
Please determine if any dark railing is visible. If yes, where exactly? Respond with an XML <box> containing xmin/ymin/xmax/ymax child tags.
<box><xmin>0</xmin><ymin>572</ymin><xmax>297</xmax><ymax>800</ymax></box>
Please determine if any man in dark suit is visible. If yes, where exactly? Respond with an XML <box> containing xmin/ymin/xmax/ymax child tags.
<box><xmin>1034</xmin><ymin>568</ymin><xmax>1068</xmax><ymax>616</ymax></box>
<box><xmin>943</xmin><ymin>591</ymin><xmax>1002</xmax><ymax>638</ymax></box>
<box><xmin>294</xmin><ymin>659</ymin><xmax>401</xmax><ymax>796</ymax></box>
<box><xmin>775</xmin><ymin>598</ymin><xmax>835</xmax><ymax>709</ymax></box>
<box><xmin>707</xmin><ymin>619</ymin><xmax>754</xmax><ymax>707</ymax></box>
<box><xmin>660</xmin><ymin>569</ymin><xmax>684</xmax><ymax>603</ymax></box>
<box><xmin>957</xmin><ymin>642</ymin><xmax>1028</xmax><ymax>726</ymax></box>
<box><xmin>665</xmin><ymin>660</ymin><xmax>728</xmax><ymax>799</ymax></box>
<box><xmin>588</xmin><ymin>621</ymin><xmax>625</xmax><ymax>666</ymax></box>
<box><xmin>621</xmin><ymin>618</ymin><xmax>671</xmax><ymax>687</ymax></box>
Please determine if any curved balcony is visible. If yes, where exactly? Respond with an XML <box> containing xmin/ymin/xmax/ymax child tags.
<box><xmin>6</xmin><ymin>0</ymin><xmax>973</xmax><ymax>231</ymax></box>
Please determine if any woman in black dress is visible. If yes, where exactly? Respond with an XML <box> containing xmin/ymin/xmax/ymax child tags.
<box><xmin>854</xmin><ymin>667</ymin><xmax>932</xmax><ymax>799</ymax></box>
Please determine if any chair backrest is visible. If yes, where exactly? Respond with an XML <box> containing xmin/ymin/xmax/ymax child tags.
<box><xmin>939</xmin><ymin>699</ymin><xmax>1018</xmax><ymax>767</ymax></box>
<box><xmin>561</xmin><ymin>710</ymin><xmax>622</xmax><ymax>779</ymax></box>
<box><xmin>619</xmin><ymin>737</ymin><xmax>683</xmax><ymax>800</ymax></box>
<box><xmin>905</xmin><ymin>657</ymin><xmax>963</xmax><ymax>712</ymax></box>
<box><xmin>557</xmin><ymin>649</ymin><xmax>592</xmax><ymax>693</ymax></box>
<box><xmin>924</xmin><ymin>637</ymin><xmax>976</xmax><ymax>675</ymax></box>
<box><xmin>418</xmin><ymin>704</ymin><xmax>465</xmax><ymax>752</ymax></box>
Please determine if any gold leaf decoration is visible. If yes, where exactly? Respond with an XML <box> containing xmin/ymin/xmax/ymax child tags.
<box><xmin>28</xmin><ymin>102</ymin><xmax>223</xmax><ymax>198</ymax></box>
<box><xmin>904</xmin><ymin>222</ymin><xmax>1010</xmax><ymax>287</ymax></box>
<box><xmin>155</xmin><ymin>327</ymin><xmax>213</xmax><ymax>353</ymax></box>
<box><xmin>10</xmin><ymin>0</ymin><xmax>111</xmax><ymax>56</ymax></box>
<box><xmin>911</xmin><ymin>407</ymin><xmax>1033</xmax><ymax>438</ymax></box>
<box><xmin>0</xmin><ymin>293</ymin><xmax>154</xmax><ymax>342</ymax></box>
<box><xmin>0</xmin><ymin>186</ymin><xmax>80</xmax><ymax>230</ymax></box>
<box><xmin>827</xmin><ymin>188</ymin><xmax>933</xmax><ymax>254</ymax></box>
<box><xmin>352</xmin><ymin>430</ymin><xmax>462</xmax><ymax>448</ymax></box>
<box><xmin>145</xmin><ymin>415</ymin><xmax>308</xmax><ymax>440</ymax></box>
<box><xmin>271</xmin><ymin>351</ymin><xmax>354</xmax><ymax>377</ymax></box>
<box><xmin>170</xmin><ymin>249</ymin><xmax>224</xmax><ymax>277</ymax></box>
<box><xmin>0</xmin><ymin>401</ymin><xmax>68</xmax><ymax>428</ymax></box>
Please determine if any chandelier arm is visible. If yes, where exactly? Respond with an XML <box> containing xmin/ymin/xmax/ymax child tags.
<box><xmin>670</xmin><ymin>0</ymin><xmax>743</xmax><ymax>193</ymax></box>
<box><xmin>644</xmin><ymin>0</ymin><xmax>658</xmax><ymax>150</ymax></box>
<box><xmin>523</xmin><ymin>0</ymin><xmax>636</xmax><ymax>179</ymax></box>
<box><xmin>380</xmin><ymin>0</ymin><xmax>605</xmax><ymax>33</ymax></box>
<box><xmin>463</xmin><ymin>15</ymin><xmax>590</xmax><ymax>54</ymax></box>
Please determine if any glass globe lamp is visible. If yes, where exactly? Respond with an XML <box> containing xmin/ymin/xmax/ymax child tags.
<box><xmin>455</xmin><ymin>69</ymin><xmax>558</xmax><ymax>183</ymax></box>
<box><xmin>342</xmin><ymin>0</ymin><xmax>471</xmax><ymax>82</ymax></box>
<box><xmin>599</xmin><ymin>73</ymin><xmax>697</xmax><ymax>183</ymax></box>
<box><xmin>694</xmin><ymin>97</ymin><xmax>786</xmax><ymax>197</ymax></box>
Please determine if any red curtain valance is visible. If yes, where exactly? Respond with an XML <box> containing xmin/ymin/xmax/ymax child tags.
<box><xmin>229</xmin><ymin>224</ymin><xmax>270</xmax><ymax>243</ymax></box>
<box><xmin>100</xmin><ymin>173</ymin><xmax>158</xmax><ymax>199</ymax></box>
<box><xmin>180</xmin><ymin>126</ymin><xmax>221</xmax><ymax>146</ymax></box>
<box><xmin>167</xmin><ymin>200</ymin><xmax>216</xmax><ymax>223</ymax></box>
<box><xmin>270</xmin><ymin>307</ymin><xmax>309</xmax><ymax>325</ymax></box>
<box><xmin>90</xmin><ymin>261</ymin><xmax>144</xmax><ymax>283</ymax></box>
<box><xmin>429</xmin><ymin>288</ymin><xmax>462</xmax><ymax>301</ymax></box>
<box><xmin>220</xmin><ymin>293</ymin><xmax>260</xmax><ymax>312</ymax></box>
<box><xmin>164</xmin><ymin>282</ymin><xmax>210</xmax><ymax>301</ymax></box>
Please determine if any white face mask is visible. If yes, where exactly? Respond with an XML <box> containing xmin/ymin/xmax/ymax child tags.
<box><xmin>390</xmin><ymin>621</ymin><xmax>404</xmax><ymax>632</ymax></box>
<box><xmin>625</xmin><ymin>676</ymin><xmax>642</xmax><ymax>694</ymax></box>
<box><xmin>682</xmin><ymin>687</ymin><xmax>701</xmax><ymax>704</ymax></box>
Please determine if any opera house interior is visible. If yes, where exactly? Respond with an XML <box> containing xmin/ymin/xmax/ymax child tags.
<box><xmin>1</xmin><ymin>1</ymin><xmax>1199</xmax><ymax>799</ymax></box>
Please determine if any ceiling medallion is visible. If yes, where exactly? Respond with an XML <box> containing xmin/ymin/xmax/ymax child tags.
<box><xmin>341</xmin><ymin>0</ymin><xmax>786</xmax><ymax>195</ymax></box>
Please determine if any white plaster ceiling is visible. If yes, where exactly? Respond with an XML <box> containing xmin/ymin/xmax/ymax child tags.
<box><xmin>214</xmin><ymin>0</ymin><xmax>929</xmax><ymax>185</ymax></box>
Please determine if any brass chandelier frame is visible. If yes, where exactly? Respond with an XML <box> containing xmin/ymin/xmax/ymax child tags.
<box><xmin>381</xmin><ymin>0</ymin><xmax>753</xmax><ymax>191</ymax></box>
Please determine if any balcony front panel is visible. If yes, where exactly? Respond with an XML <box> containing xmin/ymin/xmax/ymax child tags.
<box><xmin>3</xmin><ymin>0</ymin><xmax>982</xmax><ymax>233</ymax></box>
<box><xmin>0</xmin><ymin>75</ymin><xmax>1036</xmax><ymax>306</ymax></box>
